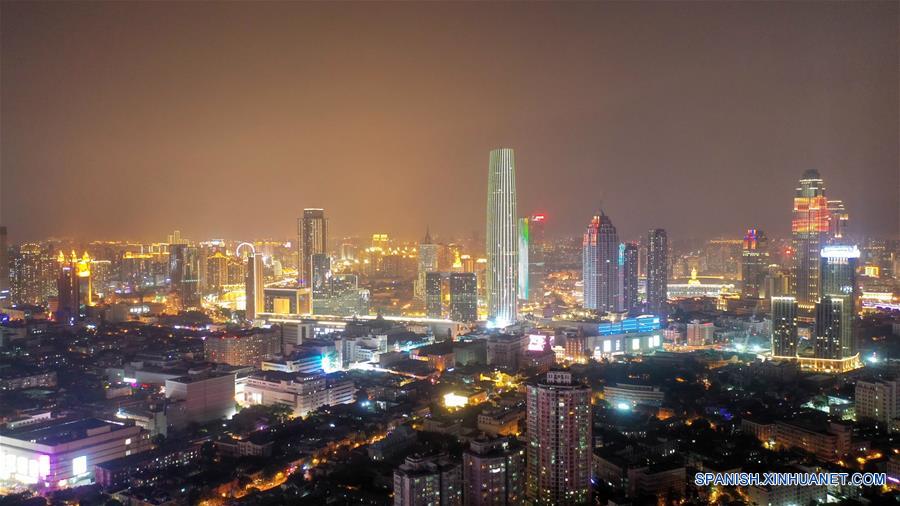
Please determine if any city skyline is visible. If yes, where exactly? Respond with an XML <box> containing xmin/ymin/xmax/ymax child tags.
<box><xmin>2</xmin><ymin>1</ymin><xmax>897</xmax><ymax>243</ymax></box>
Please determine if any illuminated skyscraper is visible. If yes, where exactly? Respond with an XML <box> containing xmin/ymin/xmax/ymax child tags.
<box><xmin>486</xmin><ymin>148</ymin><xmax>518</xmax><ymax>325</ymax></box>
<box><xmin>815</xmin><ymin>245</ymin><xmax>858</xmax><ymax>361</ymax></box>
<box><xmin>620</xmin><ymin>242</ymin><xmax>639</xmax><ymax>313</ymax></box>
<box><xmin>741</xmin><ymin>229</ymin><xmax>769</xmax><ymax>299</ymax></box>
<box><xmin>582</xmin><ymin>213</ymin><xmax>619</xmax><ymax>313</ymax></box>
<box><xmin>791</xmin><ymin>170</ymin><xmax>831</xmax><ymax>308</ymax></box>
<box><xmin>646</xmin><ymin>229</ymin><xmax>668</xmax><ymax>323</ymax></box>
<box><xmin>771</xmin><ymin>296</ymin><xmax>798</xmax><ymax>358</ymax></box>
<box><xmin>518</xmin><ymin>217</ymin><xmax>529</xmax><ymax>301</ymax></box>
<box><xmin>827</xmin><ymin>200</ymin><xmax>849</xmax><ymax>240</ymax></box>
<box><xmin>425</xmin><ymin>271</ymin><xmax>443</xmax><ymax>319</ymax></box>
<box><xmin>526</xmin><ymin>371</ymin><xmax>592</xmax><ymax>505</ymax></box>
<box><xmin>56</xmin><ymin>251</ymin><xmax>92</xmax><ymax>322</ymax></box>
<box><xmin>0</xmin><ymin>226</ymin><xmax>8</xmax><ymax>305</ymax></box>
<box><xmin>449</xmin><ymin>272</ymin><xmax>477</xmax><ymax>322</ymax></box>
<box><xmin>462</xmin><ymin>437</ymin><xmax>525</xmax><ymax>506</ymax></box>
<box><xmin>528</xmin><ymin>214</ymin><xmax>547</xmax><ymax>303</ymax></box>
<box><xmin>242</xmin><ymin>246</ymin><xmax>265</xmax><ymax>321</ymax></box>
<box><xmin>169</xmin><ymin>244</ymin><xmax>201</xmax><ymax>308</ymax></box>
<box><xmin>311</xmin><ymin>253</ymin><xmax>332</xmax><ymax>298</ymax></box>
<box><xmin>416</xmin><ymin>228</ymin><xmax>439</xmax><ymax>301</ymax></box>
<box><xmin>298</xmin><ymin>208</ymin><xmax>327</xmax><ymax>287</ymax></box>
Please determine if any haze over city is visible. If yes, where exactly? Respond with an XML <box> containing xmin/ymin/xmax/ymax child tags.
<box><xmin>2</xmin><ymin>1</ymin><xmax>897</xmax><ymax>242</ymax></box>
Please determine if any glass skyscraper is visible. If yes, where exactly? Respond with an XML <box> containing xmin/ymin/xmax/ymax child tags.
<box><xmin>582</xmin><ymin>212</ymin><xmax>619</xmax><ymax>313</ymax></box>
<box><xmin>646</xmin><ymin>228</ymin><xmax>668</xmax><ymax>324</ymax></box>
<box><xmin>486</xmin><ymin>148</ymin><xmax>518</xmax><ymax>325</ymax></box>
<box><xmin>791</xmin><ymin>170</ymin><xmax>830</xmax><ymax>308</ymax></box>
<box><xmin>298</xmin><ymin>208</ymin><xmax>326</xmax><ymax>288</ymax></box>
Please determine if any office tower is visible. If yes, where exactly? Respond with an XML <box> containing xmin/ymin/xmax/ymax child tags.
<box><xmin>393</xmin><ymin>454</ymin><xmax>462</xmax><ymax>506</ymax></box>
<box><xmin>169</xmin><ymin>244</ymin><xmax>201</xmax><ymax>308</ymax></box>
<box><xmin>814</xmin><ymin>296</ymin><xmax>851</xmax><ymax>361</ymax></box>
<box><xmin>426</xmin><ymin>271</ymin><xmax>443</xmax><ymax>319</ymax></box>
<box><xmin>771</xmin><ymin>296</ymin><xmax>798</xmax><ymax>357</ymax></box>
<box><xmin>814</xmin><ymin>245</ymin><xmax>858</xmax><ymax>361</ymax></box>
<box><xmin>791</xmin><ymin>170</ymin><xmax>831</xmax><ymax>307</ymax></box>
<box><xmin>462</xmin><ymin>437</ymin><xmax>525</xmax><ymax>506</ymax></box>
<box><xmin>646</xmin><ymin>229</ymin><xmax>668</xmax><ymax>323</ymax></box>
<box><xmin>620</xmin><ymin>242</ymin><xmax>639</xmax><ymax>313</ymax></box>
<box><xmin>206</xmin><ymin>251</ymin><xmax>228</xmax><ymax>294</ymax></box>
<box><xmin>298</xmin><ymin>208</ymin><xmax>326</xmax><ymax>287</ymax></box>
<box><xmin>449</xmin><ymin>272</ymin><xmax>478</xmax><ymax>322</ymax></box>
<box><xmin>56</xmin><ymin>251</ymin><xmax>91</xmax><ymax>322</ymax></box>
<box><xmin>0</xmin><ymin>226</ymin><xmax>8</xmax><ymax>304</ymax></box>
<box><xmin>741</xmin><ymin>229</ymin><xmax>769</xmax><ymax>299</ymax></box>
<box><xmin>244</xmin><ymin>251</ymin><xmax>265</xmax><ymax>320</ymax></box>
<box><xmin>311</xmin><ymin>253</ymin><xmax>332</xmax><ymax>298</ymax></box>
<box><xmin>827</xmin><ymin>200</ymin><xmax>849</xmax><ymax>240</ymax></box>
<box><xmin>526</xmin><ymin>371</ymin><xmax>592</xmax><ymax>505</ymax></box>
<box><xmin>518</xmin><ymin>218</ymin><xmax>529</xmax><ymax>300</ymax></box>
<box><xmin>528</xmin><ymin>214</ymin><xmax>546</xmax><ymax>303</ymax></box>
<box><xmin>486</xmin><ymin>148</ymin><xmax>518</xmax><ymax>325</ymax></box>
<box><xmin>417</xmin><ymin>228</ymin><xmax>439</xmax><ymax>300</ymax></box>
<box><xmin>582</xmin><ymin>213</ymin><xmax>619</xmax><ymax>313</ymax></box>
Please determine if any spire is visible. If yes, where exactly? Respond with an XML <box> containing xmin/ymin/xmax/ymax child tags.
<box><xmin>423</xmin><ymin>225</ymin><xmax>433</xmax><ymax>245</ymax></box>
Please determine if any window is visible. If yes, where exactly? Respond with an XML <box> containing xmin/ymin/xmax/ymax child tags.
<box><xmin>72</xmin><ymin>456</ymin><xmax>87</xmax><ymax>476</ymax></box>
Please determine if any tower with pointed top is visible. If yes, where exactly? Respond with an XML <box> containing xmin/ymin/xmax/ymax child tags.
<box><xmin>416</xmin><ymin>227</ymin><xmax>439</xmax><ymax>301</ymax></box>
<box><xmin>583</xmin><ymin>212</ymin><xmax>620</xmax><ymax>313</ymax></box>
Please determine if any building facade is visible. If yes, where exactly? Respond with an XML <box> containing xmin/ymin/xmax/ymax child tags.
<box><xmin>486</xmin><ymin>148</ymin><xmax>518</xmax><ymax>326</ymax></box>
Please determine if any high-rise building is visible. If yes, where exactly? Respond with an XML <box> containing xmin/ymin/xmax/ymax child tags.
<box><xmin>462</xmin><ymin>437</ymin><xmax>525</xmax><ymax>506</ymax></box>
<box><xmin>741</xmin><ymin>229</ymin><xmax>769</xmax><ymax>299</ymax></box>
<box><xmin>417</xmin><ymin>228</ymin><xmax>439</xmax><ymax>301</ymax></box>
<box><xmin>311</xmin><ymin>253</ymin><xmax>332</xmax><ymax>298</ymax></box>
<box><xmin>206</xmin><ymin>251</ymin><xmax>229</xmax><ymax>294</ymax></box>
<box><xmin>528</xmin><ymin>214</ymin><xmax>547</xmax><ymax>303</ymax></box>
<box><xmin>518</xmin><ymin>218</ymin><xmax>529</xmax><ymax>301</ymax></box>
<box><xmin>9</xmin><ymin>243</ymin><xmax>56</xmax><ymax>306</ymax></box>
<box><xmin>791</xmin><ymin>170</ymin><xmax>831</xmax><ymax>308</ymax></box>
<box><xmin>486</xmin><ymin>148</ymin><xmax>518</xmax><ymax>326</ymax></box>
<box><xmin>56</xmin><ymin>251</ymin><xmax>92</xmax><ymax>322</ymax></box>
<box><xmin>855</xmin><ymin>379</ymin><xmax>900</xmax><ymax>424</ymax></box>
<box><xmin>827</xmin><ymin>200</ymin><xmax>849</xmax><ymax>240</ymax></box>
<box><xmin>526</xmin><ymin>371</ymin><xmax>592</xmax><ymax>505</ymax></box>
<box><xmin>582</xmin><ymin>213</ymin><xmax>619</xmax><ymax>313</ymax></box>
<box><xmin>169</xmin><ymin>244</ymin><xmax>201</xmax><ymax>309</ymax></box>
<box><xmin>814</xmin><ymin>245</ymin><xmax>858</xmax><ymax>361</ymax></box>
<box><xmin>426</xmin><ymin>271</ymin><xmax>443</xmax><ymax>319</ymax></box>
<box><xmin>620</xmin><ymin>242</ymin><xmax>639</xmax><ymax>313</ymax></box>
<box><xmin>298</xmin><ymin>208</ymin><xmax>326</xmax><ymax>287</ymax></box>
<box><xmin>646</xmin><ymin>229</ymin><xmax>668</xmax><ymax>324</ymax></box>
<box><xmin>244</xmin><ymin>250</ymin><xmax>265</xmax><ymax>321</ymax></box>
<box><xmin>771</xmin><ymin>296</ymin><xmax>798</xmax><ymax>358</ymax></box>
<box><xmin>393</xmin><ymin>454</ymin><xmax>462</xmax><ymax>506</ymax></box>
<box><xmin>449</xmin><ymin>272</ymin><xmax>477</xmax><ymax>322</ymax></box>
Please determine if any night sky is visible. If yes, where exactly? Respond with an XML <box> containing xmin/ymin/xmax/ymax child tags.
<box><xmin>1</xmin><ymin>1</ymin><xmax>897</xmax><ymax>243</ymax></box>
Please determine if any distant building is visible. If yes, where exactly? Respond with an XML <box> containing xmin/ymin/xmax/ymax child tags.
<box><xmin>583</xmin><ymin>213</ymin><xmax>619</xmax><ymax>313</ymax></box>
<box><xmin>242</xmin><ymin>371</ymin><xmax>355</xmax><ymax>417</ymax></box>
<box><xmin>518</xmin><ymin>217</ymin><xmax>530</xmax><ymax>301</ymax></box>
<box><xmin>620</xmin><ymin>242</ymin><xmax>639</xmax><ymax>313</ymax></box>
<box><xmin>686</xmin><ymin>320</ymin><xmax>715</xmax><ymax>346</ymax></box>
<box><xmin>298</xmin><ymin>208</ymin><xmax>326</xmax><ymax>287</ymax></box>
<box><xmin>244</xmin><ymin>250</ymin><xmax>265</xmax><ymax>320</ymax></box>
<box><xmin>164</xmin><ymin>371</ymin><xmax>236</xmax><ymax>425</ymax></box>
<box><xmin>526</xmin><ymin>371</ymin><xmax>592</xmax><ymax>505</ymax></box>
<box><xmin>426</xmin><ymin>271</ymin><xmax>444</xmax><ymax>319</ymax></box>
<box><xmin>791</xmin><ymin>170</ymin><xmax>830</xmax><ymax>308</ymax></box>
<box><xmin>462</xmin><ymin>437</ymin><xmax>525</xmax><ymax>506</ymax></box>
<box><xmin>417</xmin><ymin>228</ymin><xmax>439</xmax><ymax>301</ymax></box>
<box><xmin>741</xmin><ymin>229</ymin><xmax>768</xmax><ymax>299</ymax></box>
<box><xmin>449</xmin><ymin>273</ymin><xmax>477</xmax><ymax>322</ymax></box>
<box><xmin>528</xmin><ymin>214</ymin><xmax>547</xmax><ymax>303</ymax></box>
<box><xmin>204</xmin><ymin>329</ymin><xmax>281</xmax><ymax>367</ymax></box>
<box><xmin>775</xmin><ymin>418</ymin><xmax>851</xmax><ymax>461</ymax></box>
<box><xmin>646</xmin><ymin>229</ymin><xmax>668</xmax><ymax>324</ymax></box>
<box><xmin>487</xmin><ymin>334</ymin><xmax>525</xmax><ymax>371</ymax></box>
<box><xmin>393</xmin><ymin>454</ymin><xmax>462</xmax><ymax>506</ymax></box>
<box><xmin>604</xmin><ymin>383</ymin><xmax>664</xmax><ymax>409</ymax></box>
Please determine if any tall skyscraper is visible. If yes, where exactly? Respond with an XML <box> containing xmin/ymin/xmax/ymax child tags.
<box><xmin>620</xmin><ymin>242</ymin><xmax>639</xmax><ymax>313</ymax></box>
<box><xmin>486</xmin><ymin>148</ymin><xmax>518</xmax><ymax>326</ymax></box>
<box><xmin>646</xmin><ymin>229</ymin><xmax>668</xmax><ymax>324</ymax></box>
<box><xmin>449</xmin><ymin>272</ymin><xmax>477</xmax><ymax>322</ymax></box>
<box><xmin>741</xmin><ymin>229</ymin><xmax>769</xmax><ymax>299</ymax></box>
<box><xmin>791</xmin><ymin>170</ymin><xmax>831</xmax><ymax>308</ymax></box>
<box><xmin>244</xmin><ymin>250</ymin><xmax>264</xmax><ymax>321</ymax></box>
<box><xmin>56</xmin><ymin>251</ymin><xmax>91</xmax><ymax>322</ymax></box>
<box><xmin>425</xmin><ymin>271</ymin><xmax>443</xmax><ymax>319</ymax></box>
<box><xmin>462</xmin><ymin>437</ymin><xmax>525</xmax><ymax>506</ymax></box>
<box><xmin>582</xmin><ymin>213</ymin><xmax>619</xmax><ymax>313</ymax></box>
<box><xmin>526</xmin><ymin>371</ymin><xmax>592</xmax><ymax>505</ymax></box>
<box><xmin>827</xmin><ymin>200</ymin><xmax>849</xmax><ymax>240</ymax></box>
<box><xmin>170</xmin><ymin>244</ymin><xmax>201</xmax><ymax>308</ymax></box>
<box><xmin>814</xmin><ymin>245</ymin><xmax>858</xmax><ymax>361</ymax></box>
<box><xmin>311</xmin><ymin>253</ymin><xmax>332</xmax><ymax>298</ymax></box>
<box><xmin>771</xmin><ymin>296</ymin><xmax>798</xmax><ymax>358</ymax></box>
<box><xmin>298</xmin><ymin>208</ymin><xmax>327</xmax><ymax>287</ymax></box>
<box><xmin>528</xmin><ymin>214</ymin><xmax>547</xmax><ymax>303</ymax></box>
<box><xmin>517</xmin><ymin>217</ymin><xmax>529</xmax><ymax>301</ymax></box>
<box><xmin>417</xmin><ymin>228</ymin><xmax>439</xmax><ymax>301</ymax></box>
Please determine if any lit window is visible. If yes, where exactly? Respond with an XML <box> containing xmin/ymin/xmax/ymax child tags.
<box><xmin>72</xmin><ymin>456</ymin><xmax>87</xmax><ymax>476</ymax></box>
<box><xmin>125</xmin><ymin>438</ymin><xmax>132</xmax><ymax>445</ymax></box>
